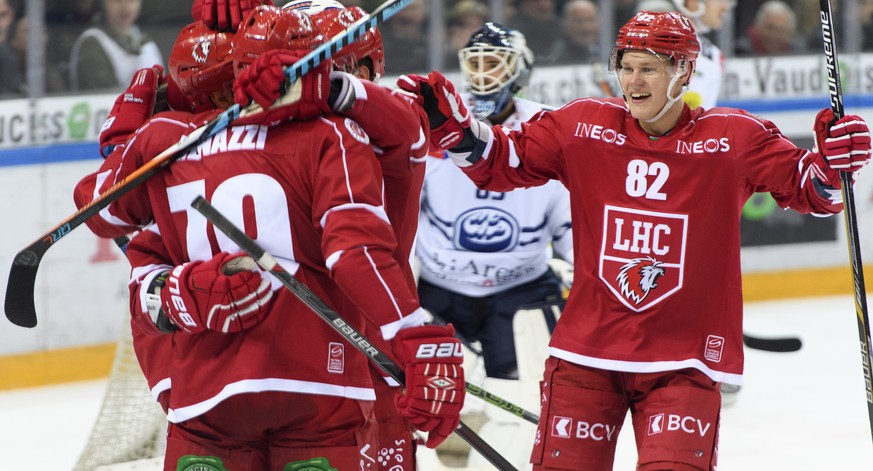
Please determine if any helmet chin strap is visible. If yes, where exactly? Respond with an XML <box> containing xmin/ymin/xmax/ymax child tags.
<box><xmin>641</xmin><ymin>71</ymin><xmax>686</xmax><ymax>125</ymax></box>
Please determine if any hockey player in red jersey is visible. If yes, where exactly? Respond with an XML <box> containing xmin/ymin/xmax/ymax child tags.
<box><xmin>248</xmin><ymin>2</ymin><xmax>429</xmax><ymax>467</ymax></box>
<box><xmin>73</xmin><ymin>6</ymin><xmax>464</xmax><ymax>470</ymax></box>
<box><xmin>398</xmin><ymin>10</ymin><xmax>871</xmax><ymax>470</ymax></box>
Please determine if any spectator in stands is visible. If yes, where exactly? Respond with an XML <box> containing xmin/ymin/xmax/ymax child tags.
<box><xmin>736</xmin><ymin>0</ymin><xmax>807</xmax><ymax>56</ymax></box>
<box><xmin>380</xmin><ymin>0</ymin><xmax>428</xmax><ymax>74</ymax></box>
<box><xmin>10</xmin><ymin>16</ymin><xmax>67</xmax><ymax>94</ymax></box>
<box><xmin>508</xmin><ymin>0</ymin><xmax>560</xmax><ymax>58</ymax></box>
<box><xmin>0</xmin><ymin>0</ymin><xmax>21</xmax><ymax>95</ymax></box>
<box><xmin>542</xmin><ymin>0</ymin><xmax>600</xmax><ymax>65</ymax></box>
<box><xmin>69</xmin><ymin>0</ymin><xmax>163</xmax><ymax>91</ymax></box>
<box><xmin>862</xmin><ymin>0</ymin><xmax>873</xmax><ymax>50</ymax></box>
<box><xmin>445</xmin><ymin>0</ymin><xmax>489</xmax><ymax>69</ymax></box>
<box><xmin>0</xmin><ymin>0</ymin><xmax>14</xmax><ymax>42</ymax></box>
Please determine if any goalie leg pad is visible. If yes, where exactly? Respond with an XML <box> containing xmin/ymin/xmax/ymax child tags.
<box><xmin>530</xmin><ymin>358</ymin><xmax>626</xmax><ymax>471</ymax></box>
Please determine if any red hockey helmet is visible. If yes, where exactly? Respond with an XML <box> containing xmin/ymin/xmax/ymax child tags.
<box><xmin>611</xmin><ymin>11</ymin><xmax>700</xmax><ymax>77</ymax></box>
<box><xmin>232</xmin><ymin>6</ymin><xmax>326</xmax><ymax>77</ymax></box>
<box><xmin>168</xmin><ymin>21</ymin><xmax>236</xmax><ymax>112</ymax></box>
<box><xmin>311</xmin><ymin>7</ymin><xmax>385</xmax><ymax>81</ymax></box>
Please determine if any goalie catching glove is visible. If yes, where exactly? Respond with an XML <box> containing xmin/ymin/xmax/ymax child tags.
<box><xmin>99</xmin><ymin>65</ymin><xmax>164</xmax><ymax>158</ymax></box>
<box><xmin>160</xmin><ymin>252</ymin><xmax>274</xmax><ymax>334</ymax></box>
<box><xmin>391</xmin><ymin>324</ymin><xmax>466</xmax><ymax>448</ymax></box>
<box><xmin>811</xmin><ymin>108</ymin><xmax>872</xmax><ymax>187</ymax></box>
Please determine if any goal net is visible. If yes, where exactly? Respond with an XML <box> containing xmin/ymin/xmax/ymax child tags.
<box><xmin>74</xmin><ymin>317</ymin><xmax>167</xmax><ymax>471</ymax></box>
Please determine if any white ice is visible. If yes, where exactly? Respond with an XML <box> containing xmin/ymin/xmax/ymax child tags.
<box><xmin>2</xmin><ymin>294</ymin><xmax>873</xmax><ymax>470</ymax></box>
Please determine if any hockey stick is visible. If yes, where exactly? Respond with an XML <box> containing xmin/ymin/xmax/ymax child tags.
<box><xmin>819</xmin><ymin>0</ymin><xmax>873</xmax><ymax>445</ymax></box>
<box><xmin>191</xmin><ymin>197</ymin><xmax>519</xmax><ymax>471</ymax></box>
<box><xmin>4</xmin><ymin>0</ymin><xmax>413</xmax><ymax>329</ymax></box>
<box><xmin>742</xmin><ymin>334</ymin><xmax>802</xmax><ymax>353</ymax></box>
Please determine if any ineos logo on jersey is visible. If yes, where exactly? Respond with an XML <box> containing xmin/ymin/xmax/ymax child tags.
<box><xmin>647</xmin><ymin>412</ymin><xmax>712</xmax><ymax>437</ymax></box>
<box><xmin>675</xmin><ymin>138</ymin><xmax>730</xmax><ymax>154</ymax></box>
<box><xmin>182</xmin><ymin>125</ymin><xmax>269</xmax><ymax>160</ymax></box>
<box><xmin>573</xmin><ymin>122</ymin><xmax>627</xmax><ymax>146</ymax></box>
<box><xmin>550</xmin><ymin>416</ymin><xmax>618</xmax><ymax>442</ymax></box>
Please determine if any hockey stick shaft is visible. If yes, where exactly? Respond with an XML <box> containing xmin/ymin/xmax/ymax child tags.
<box><xmin>4</xmin><ymin>0</ymin><xmax>412</xmax><ymax>329</ymax></box>
<box><xmin>819</xmin><ymin>0</ymin><xmax>873</xmax><ymax>445</ymax></box>
<box><xmin>191</xmin><ymin>197</ymin><xmax>518</xmax><ymax>471</ymax></box>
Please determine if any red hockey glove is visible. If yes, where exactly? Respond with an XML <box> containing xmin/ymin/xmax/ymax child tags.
<box><xmin>812</xmin><ymin>108</ymin><xmax>872</xmax><ymax>186</ymax></box>
<box><xmin>233</xmin><ymin>50</ymin><xmax>332</xmax><ymax>125</ymax></box>
<box><xmin>191</xmin><ymin>0</ymin><xmax>271</xmax><ymax>31</ymax></box>
<box><xmin>161</xmin><ymin>252</ymin><xmax>274</xmax><ymax>334</ymax></box>
<box><xmin>99</xmin><ymin>66</ymin><xmax>164</xmax><ymax>158</ymax></box>
<box><xmin>391</xmin><ymin>324</ymin><xmax>465</xmax><ymax>448</ymax></box>
<box><xmin>397</xmin><ymin>70</ymin><xmax>470</xmax><ymax>151</ymax></box>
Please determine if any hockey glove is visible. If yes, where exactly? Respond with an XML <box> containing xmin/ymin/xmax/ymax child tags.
<box><xmin>233</xmin><ymin>50</ymin><xmax>333</xmax><ymax>125</ymax></box>
<box><xmin>397</xmin><ymin>71</ymin><xmax>471</xmax><ymax>151</ymax></box>
<box><xmin>191</xmin><ymin>0</ymin><xmax>272</xmax><ymax>31</ymax></box>
<box><xmin>161</xmin><ymin>252</ymin><xmax>274</xmax><ymax>334</ymax></box>
<box><xmin>99</xmin><ymin>66</ymin><xmax>164</xmax><ymax>158</ymax></box>
<box><xmin>391</xmin><ymin>324</ymin><xmax>465</xmax><ymax>448</ymax></box>
<box><xmin>811</xmin><ymin>108</ymin><xmax>872</xmax><ymax>186</ymax></box>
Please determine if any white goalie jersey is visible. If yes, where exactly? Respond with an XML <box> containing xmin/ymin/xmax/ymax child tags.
<box><xmin>416</xmin><ymin>97</ymin><xmax>573</xmax><ymax>297</ymax></box>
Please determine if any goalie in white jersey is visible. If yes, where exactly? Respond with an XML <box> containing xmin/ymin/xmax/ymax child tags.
<box><xmin>399</xmin><ymin>11</ymin><xmax>872</xmax><ymax>470</ymax></box>
<box><xmin>416</xmin><ymin>23</ymin><xmax>573</xmax><ymax>380</ymax></box>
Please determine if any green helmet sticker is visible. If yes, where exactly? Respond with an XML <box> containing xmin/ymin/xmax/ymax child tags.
<box><xmin>176</xmin><ymin>455</ymin><xmax>230</xmax><ymax>471</ymax></box>
<box><xmin>283</xmin><ymin>456</ymin><xmax>339</xmax><ymax>471</ymax></box>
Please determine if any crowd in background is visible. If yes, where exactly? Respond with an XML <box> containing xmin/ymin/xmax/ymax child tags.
<box><xmin>2</xmin><ymin>0</ymin><xmax>873</xmax><ymax>98</ymax></box>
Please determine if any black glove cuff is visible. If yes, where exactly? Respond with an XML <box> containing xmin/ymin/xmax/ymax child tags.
<box><xmin>147</xmin><ymin>271</ymin><xmax>178</xmax><ymax>334</ymax></box>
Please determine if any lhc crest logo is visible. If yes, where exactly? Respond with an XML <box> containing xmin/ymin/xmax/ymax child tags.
<box><xmin>453</xmin><ymin>207</ymin><xmax>519</xmax><ymax>252</ymax></box>
<box><xmin>600</xmin><ymin>205</ymin><xmax>687</xmax><ymax>311</ymax></box>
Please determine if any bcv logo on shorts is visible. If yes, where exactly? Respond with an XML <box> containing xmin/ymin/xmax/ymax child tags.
<box><xmin>647</xmin><ymin>412</ymin><xmax>712</xmax><ymax>437</ymax></box>
<box><xmin>550</xmin><ymin>415</ymin><xmax>618</xmax><ymax>442</ymax></box>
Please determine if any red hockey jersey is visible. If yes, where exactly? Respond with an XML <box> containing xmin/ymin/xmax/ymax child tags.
<box><xmin>76</xmin><ymin>110</ymin><xmax>426</xmax><ymax>422</ymax></box>
<box><xmin>460</xmin><ymin>98</ymin><xmax>843</xmax><ymax>385</ymax></box>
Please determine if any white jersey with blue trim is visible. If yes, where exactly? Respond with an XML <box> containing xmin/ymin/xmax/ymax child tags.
<box><xmin>683</xmin><ymin>34</ymin><xmax>724</xmax><ymax>110</ymax></box>
<box><xmin>416</xmin><ymin>96</ymin><xmax>574</xmax><ymax>297</ymax></box>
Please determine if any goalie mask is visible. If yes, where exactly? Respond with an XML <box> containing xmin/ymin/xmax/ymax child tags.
<box><xmin>458</xmin><ymin>22</ymin><xmax>534</xmax><ymax>120</ymax></box>
<box><xmin>168</xmin><ymin>21</ymin><xmax>235</xmax><ymax>113</ymax></box>
<box><xmin>233</xmin><ymin>6</ymin><xmax>326</xmax><ymax>77</ymax></box>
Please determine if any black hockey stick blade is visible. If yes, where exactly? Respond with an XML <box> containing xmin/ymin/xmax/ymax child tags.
<box><xmin>743</xmin><ymin>333</ymin><xmax>802</xmax><ymax>353</ymax></box>
<box><xmin>3</xmin><ymin>114</ymin><xmax>230</xmax><ymax>328</ymax></box>
<box><xmin>191</xmin><ymin>196</ymin><xmax>519</xmax><ymax>470</ymax></box>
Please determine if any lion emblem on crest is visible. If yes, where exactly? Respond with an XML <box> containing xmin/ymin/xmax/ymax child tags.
<box><xmin>617</xmin><ymin>257</ymin><xmax>666</xmax><ymax>305</ymax></box>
